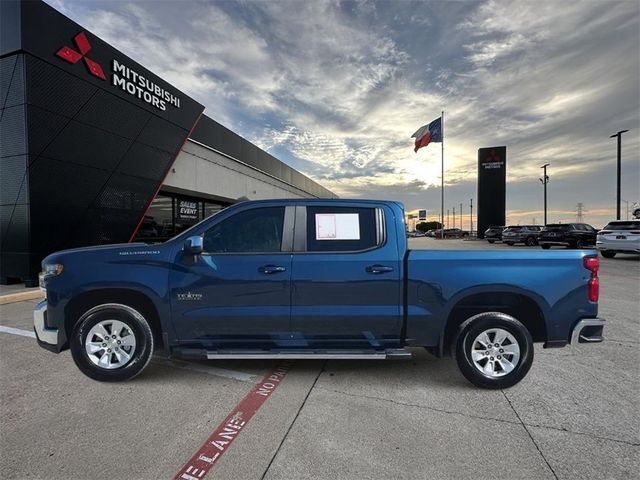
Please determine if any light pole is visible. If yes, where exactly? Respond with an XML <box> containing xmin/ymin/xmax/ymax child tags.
<box><xmin>470</xmin><ymin>198</ymin><xmax>473</xmax><ymax>234</ymax></box>
<box><xmin>453</xmin><ymin>207</ymin><xmax>456</xmax><ymax>228</ymax></box>
<box><xmin>610</xmin><ymin>130</ymin><xmax>629</xmax><ymax>220</ymax></box>
<box><xmin>447</xmin><ymin>209</ymin><xmax>450</xmax><ymax>228</ymax></box>
<box><xmin>539</xmin><ymin>163</ymin><xmax>550</xmax><ymax>225</ymax></box>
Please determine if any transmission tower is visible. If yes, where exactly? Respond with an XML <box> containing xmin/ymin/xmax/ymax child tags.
<box><xmin>575</xmin><ymin>203</ymin><xmax>587</xmax><ymax>222</ymax></box>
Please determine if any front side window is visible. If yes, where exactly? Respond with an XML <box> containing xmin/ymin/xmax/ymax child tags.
<box><xmin>203</xmin><ymin>207</ymin><xmax>285</xmax><ymax>253</ymax></box>
<box><xmin>306</xmin><ymin>206</ymin><xmax>379</xmax><ymax>252</ymax></box>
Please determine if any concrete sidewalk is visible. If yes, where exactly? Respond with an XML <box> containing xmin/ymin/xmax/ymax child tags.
<box><xmin>0</xmin><ymin>283</ymin><xmax>43</xmax><ymax>305</ymax></box>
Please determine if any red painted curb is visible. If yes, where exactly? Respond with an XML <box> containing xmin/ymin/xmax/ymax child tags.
<box><xmin>174</xmin><ymin>361</ymin><xmax>294</xmax><ymax>479</ymax></box>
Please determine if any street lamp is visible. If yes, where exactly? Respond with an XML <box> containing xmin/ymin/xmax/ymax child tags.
<box><xmin>610</xmin><ymin>130</ymin><xmax>629</xmax><ymax>220</ymax></box>
<box><xmin>539</xmin><ymin>163</ymin><xmax>550</xmax><ymax>226</ymax></box>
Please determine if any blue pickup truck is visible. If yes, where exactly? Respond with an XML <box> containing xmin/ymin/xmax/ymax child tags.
<box><xmin>34</xmin><ymin>199</ymin><xmax>605</xmax><ymax>388</ymax></box>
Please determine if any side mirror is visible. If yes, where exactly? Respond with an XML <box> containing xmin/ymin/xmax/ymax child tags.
<box><xmin>184</xmin><ymin>236</ymin><xmax>203</xmax><ymax>255</ymax></box>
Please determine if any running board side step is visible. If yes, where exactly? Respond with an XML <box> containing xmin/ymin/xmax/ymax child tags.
<box><xmin>173</xmin><ymin>348</ymin><xmax>412</xmax><ymax>360</ymax></box>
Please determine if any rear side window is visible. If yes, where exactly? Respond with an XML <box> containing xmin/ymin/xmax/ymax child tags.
<box><xmin>547</xmin><ymin>224</ymin><xmax>571</xmax><ymax>231</ymax></box>
<box><xmin>306</xmin><ymin>206</ymin><xmax>379</xmax><ymax>252</ymax></box>
<box><xmin>203</xmin><ymin>206</ymin><xmax>285</xmax><ymax>253</ymax></box>
<box><xmin>604</xmin><ymin>221</ymin><xmax>640</xmax><ymax>230</ymax></box>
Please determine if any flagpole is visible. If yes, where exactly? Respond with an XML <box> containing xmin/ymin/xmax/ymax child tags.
<box><xmin>441</xmin><ymin>110</ymin><xmax>444</xmax><ymax>239</ymax></box>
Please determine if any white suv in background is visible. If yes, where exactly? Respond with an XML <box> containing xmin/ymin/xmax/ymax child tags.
<box><xmin>596</xmin><ymin>220</ymin><xmax>640</xmax><ymax>258</ymax></box>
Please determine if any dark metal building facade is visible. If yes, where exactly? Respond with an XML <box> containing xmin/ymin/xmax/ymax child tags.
<box><xmin>0</xmin><ymin>1</ymin><xmax>333</xmax><ymax>285</ymax></box>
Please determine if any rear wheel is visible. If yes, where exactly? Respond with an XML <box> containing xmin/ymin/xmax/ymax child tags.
<box><xmin>574</xmin><ymin>239</ymin><xmax>583</xmax><ymax>249</ymax></box>
<box><xmin>487</xmin><ymin>240</ymin><xmax>495</xmax><ymax>244</ymax></box>
<box><xmin>505</xmin><ymin>242</ymin><xmax>514</xmax><ymax>246</ymax></box>
<box><xmin>600</xmin><ymin>250</ymin><xmax>616</xmax><ymax>258</ymax></box>
<box><xmin>541</xmin><ymin>244</ymin><xmax>551</xmax><ymax>249</ymax></box>
<box><xmin>453</xmin><ymin>312</ymin><xmax>534</xmax><ymax>389</ymax></box>
<box><xmin>70</xmin><ymin>304</ymin><xmax>154</xmax><ymax>382</ymax></box>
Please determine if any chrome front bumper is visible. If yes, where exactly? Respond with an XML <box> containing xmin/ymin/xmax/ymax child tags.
<box><xmin>571</xmin><ymin>318</ymin><xmax>605</xmax><ymax>345</ymax></box>
<box><xmin>34</xmin><ymin>300</ymin><xmax>58</xmax><ymax>346</ymax></box>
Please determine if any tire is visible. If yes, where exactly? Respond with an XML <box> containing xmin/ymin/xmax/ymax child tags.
<box><xmin>505</xmin><ymin>242</ymin><xmax>514</xmax><ymax>246</ymax></box>
<box><xmin>541</xmin><ymin>244</ymin><xmax>551</xmax><ymax>249</ymax></box>
<box><xmin>453</xmin><ymin>312</ymin><xmax>534</xmax><ymax>389</ymax></box>
<box><xmin>70</xmin><ymin>303</ymin><xmax>154</xmax><ymax>382</ymax></box>
<box><xmin>574</xmin><ymin>239</ymin><xmax>583</xmax><ymax>249</ymax></box>
<box><xmin>487</xmin><ymin>240</ymin><xmax>495</xmax><ymax>244</ymax></box>
<box><xmin>600</xmin><ymin>250</ymin><xmax>616</xmax><ymax>258</ymax></box>
<box><xmin>525</xmin><ymin>237</ymin><xmax>536</xmax><ymax>247</ymax></box>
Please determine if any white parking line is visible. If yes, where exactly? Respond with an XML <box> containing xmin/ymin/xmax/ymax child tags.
<box><xmin>0</xmin><ymin>325</ymin><xmax>256</xmax><ymax>382</ymax></box>
<box><xmin>151</xmin><ymin>358</ymin><xmax>257</xmax><ymax>382</ymax></box>
<box><xmin>0</xmin><ymin>325</ymin><xmax>36</xmax><ymax>339</ymax></box>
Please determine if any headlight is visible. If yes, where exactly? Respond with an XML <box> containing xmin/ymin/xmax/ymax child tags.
<box><xmin>43</xmin><ymin>264</ymin><xmax>64</xmax><ymax>276</ymax></box>
<box><xmin>39</xmin><ymin>264</ymin><xmax>64</xmax><ymax>290</ymax></box>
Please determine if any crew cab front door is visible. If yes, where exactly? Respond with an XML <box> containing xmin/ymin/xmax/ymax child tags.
<box><xmin>169</xmin><ymin>205</ymin><xmax>293</xmax><ymax>348</ymax></box>
<box><xmin>290</xmin><ymin>204</ymin><xmax>402</xmax><ymax>349</ymax></box>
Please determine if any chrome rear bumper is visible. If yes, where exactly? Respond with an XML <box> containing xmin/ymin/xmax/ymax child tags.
<box><xmin>571</xmin><ymin>318</ymin><xmax>605</xmax><ymax>344</ymax></box>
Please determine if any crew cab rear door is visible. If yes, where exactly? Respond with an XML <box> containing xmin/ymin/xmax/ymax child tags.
<box><xmin>290</xmin><ymin>204</ymin><xmax>402</xmax><ymax>349</ymax></box>
<box><xmin>169</xmin><ymin>205</ymin><xmax>294</xmax><ymax>348</ymax></box>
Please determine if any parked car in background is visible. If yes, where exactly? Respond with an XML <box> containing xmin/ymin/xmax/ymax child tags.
<box><xmin>484</xmin><ymin>226</ymin><xmax>505</xmax><ymax>243</ymax></box>
<box><xmin>596</xmin><ymin>220</ymin><xmax>640</xmax><ymax>257</ymax></box>
<box><xmin>539</xmin><ymin>223</ymin><xmax>598</xmax><ymax>249</ymax></box>
<box><xmin>502</xmin><ymin>225</ymin><xmax>543</xmax><ymax>246</ymax></box>
<box><xmin>443</xmin><ymin>228</ymin><xmax>469</xmax><ymax>239</ymax></box>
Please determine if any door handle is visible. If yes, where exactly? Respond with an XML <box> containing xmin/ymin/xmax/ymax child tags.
<box><xmin>366</xmin><ymin>265</ymin><xmax>394</xmax><ymax>274</ymax></box>
<box><xmin>258</xmin><ymin>265</ymin><xmax>287</xmax><ymax>274</ymax></box>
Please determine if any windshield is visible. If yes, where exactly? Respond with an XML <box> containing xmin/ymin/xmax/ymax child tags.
<box><xmin>504</xmin><ymin>226</ymin><xmax>521</xmax><ymax>231</ymax></box>
<box><xmin>603</xmin><ymin>221</ymin><xmax>640</xmax><ymax>231</ymax></box>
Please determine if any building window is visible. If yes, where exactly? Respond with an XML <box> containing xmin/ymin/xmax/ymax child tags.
<box><xmin>137</xmin><ymin>195</ymin><xmax>173</xmax><ymax>241</ymax></box>
<box><xmin>134</xmin><ymin>193</ymin><xmax>231</xmax><ymax>242</ymax></box>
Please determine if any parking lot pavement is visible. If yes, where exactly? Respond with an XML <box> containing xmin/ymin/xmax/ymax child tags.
<box><xmin>1</xmin><ymin>239</ymin><xmax>638</xmax><ymax>479</ymax></box>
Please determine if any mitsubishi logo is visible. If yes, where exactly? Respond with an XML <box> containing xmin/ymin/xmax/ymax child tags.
<box><xmin>487</xmin><ymin>150</ymin><xmax>501</xmax><ymax>162</ymax></box>
<box><xmin>56</xmin><ymin>32</ymin><xmax>106</xmax><ymax>80</ymax></box>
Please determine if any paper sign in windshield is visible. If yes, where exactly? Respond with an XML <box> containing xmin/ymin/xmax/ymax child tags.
<box><xmin>316</xmin><ymin>213</ymin><xmax>360</xmax><ymax>240</ymax></box>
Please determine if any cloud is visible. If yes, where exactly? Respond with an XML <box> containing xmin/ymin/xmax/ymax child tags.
<box><xmin>45</xmin><ymin>0</ymin><xmax>639</xmax><ymax>228</ymax></box>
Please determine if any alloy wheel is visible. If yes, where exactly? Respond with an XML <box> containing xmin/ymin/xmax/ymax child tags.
<box><xmin>84</xmin><ymin>320</ymin><xmax>137</xmax><ymax>369</ymax></box>
<box><xmin>470</xmin><ymin>328</ymin><xmax>521</xmax><ymax>377</ymax></box>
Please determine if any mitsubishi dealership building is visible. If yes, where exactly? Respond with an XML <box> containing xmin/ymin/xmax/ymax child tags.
<box><xmin>0</xmin><ymin>0</ymin><xmax>336</xmax><ymax>285</ymax></box>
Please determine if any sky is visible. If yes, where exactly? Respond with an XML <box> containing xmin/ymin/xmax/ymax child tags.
<box><xmin>46</xmin><ymin>0</ymin><xmax>640</xmax><ymax>228</ymax></box>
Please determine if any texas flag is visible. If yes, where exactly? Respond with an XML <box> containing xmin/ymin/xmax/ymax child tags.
<box><xmin>411</xmin><ymin>117</ymin><xmax>442</xmax><ymax>152</ymax></box>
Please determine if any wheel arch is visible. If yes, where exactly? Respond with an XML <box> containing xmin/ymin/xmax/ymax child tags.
<box><xmin>439</xmin><ymin>287</ymin><xmax>548</xmax><ymax>357</ymax></box>
<box><xmin>64</xmin><ymin>288</ymin><xmax>165</xmax><ymax>353</ymax></box>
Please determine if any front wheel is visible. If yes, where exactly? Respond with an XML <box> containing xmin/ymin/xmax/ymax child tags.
<box><xmin>70</xmin><ymin>304</ymin><xmax>154</xmax><ymax>382</ymax></box>
<box><xmin>487</xmin><ymin>240</ymin><xmax>495</xmax><ymax>244</ymax></box>
<box><xmin>505</xmin><ymin>242</ymin><xmax>514</xmax><ymax>246</ymax></box>
<box><xmin>541</xmin><ymin>244</ymin><xmax>551</xmax><ymax>249</ymax></box>
<box><xmin>526</xmin><ymin>237</ymin><xmax>536</xmax><ymax>246</ymax></box>
<box><xmin>453</xmin><ymin>312</ymin><xmax>534</xmax><ymax>389</ymax></box>
<box><xmin>600</xmin><ymin>250</ymin><xmax>616</xmax><ymax>258</ymax></box>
